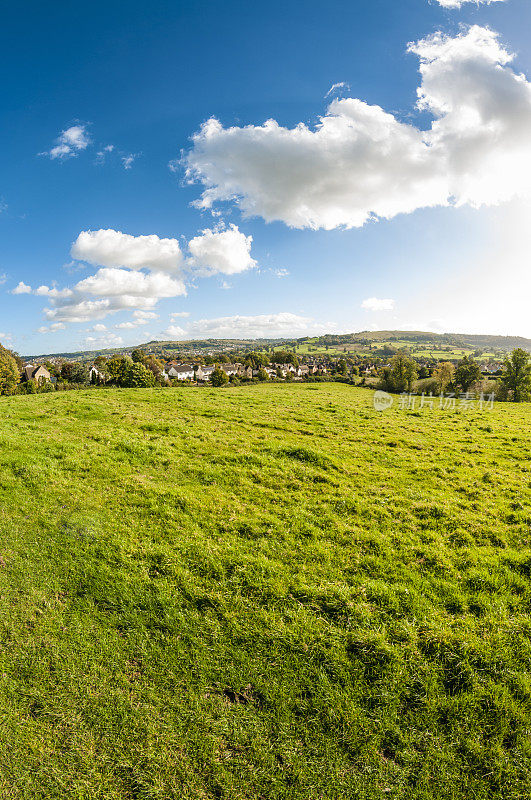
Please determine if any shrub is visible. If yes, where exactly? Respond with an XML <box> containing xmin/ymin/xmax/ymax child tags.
<box><xmin>0</xmin><ymin>345</ymin><xmax>19</xmax><ymax>395</ymax></box>
<box><xmin>211</xmin><ymin>367</ymin><xmax>229</xmax><ymax>387</ymax></box>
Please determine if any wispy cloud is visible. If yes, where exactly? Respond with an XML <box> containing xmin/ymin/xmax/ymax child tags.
<box><xmin>361</xmin><ymin>297</ymin><xmax>395</xmax><ymax>312</ymax></box>
<box><xmin>41</xmin><ymin>124</ymin><xmax>91</xmax><ymax>159</ymax></box>
<box><xmin>324</xmin><ymin>81</ymin><xmax>350</xmax><ymax>98</ymax></box>
<box><xmin>122</xmin><ymin>153</ymin><xmax>138</xmax><ymax>170</ymax></box>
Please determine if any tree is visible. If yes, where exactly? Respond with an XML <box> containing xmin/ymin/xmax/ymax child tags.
<box><xmin>433</xmin><ymin>362</ymin><xmax>455</xmax><ymax>394</ymax></box>
<box><xmin>455</xmin><ymin>356</ymin><xmax>482</xmax><ymax>393</ymax></box>
<box><xmin>244</xmin><ymin>351</ymin><xmax>270</xmax><ymax>369</ymax></box>
<box><xmin>0</xmin><ymin>346</ymin><xmax>19</xmax><ymax>395</ymax></box>
<box><xmin>500</xmin><ymin>348</ymin><xmax>531</xmax><ymax>402</ymax></box>
<box><xmin>257</xmin><ymin>367</ymin><xmax>269</xmax><ymax>381</ymax></box>
<box><xmin>336</xmin><ymin>358</ymin><xmax>347</xmax><ymax>376</ymax></box>
<box><xmin>60</xmin><ymin>361</ymin><xmax>88</xmax><ymax>384</ymax></box>
<box><xmin>270</xmin><ymin>350</ymin><xmax>298</xmax><ymax>367</ymax></box>
<box><xmin>210</xmin><ymin>367</ymin><xmax>229</xmax><ymax>387</ymax></box>
<box><xmin>380</xmin><ymin>353</ymin><xmax>418</xmax><ymax>393</ymax></box>
<box><xmin>127</xmin><ymin>362</ymin><xmax>156</xmax><ymax>388</ymax></box>
<box><xmin>131</xmin><ymin>349</ymin><xmax>146</xmax><ymax>363</ymax></box>
<box><xmin>107</xmin><ymin>356</ymin><xmax>133</xmax><ymax>386</ymax></box>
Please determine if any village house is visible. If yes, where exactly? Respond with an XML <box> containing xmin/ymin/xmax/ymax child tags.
<box><xmin>22</xmin><ymin>364</ymin><xmax>51</xmax><ymax>384</ymax></box>
<box><xmin>89</xmin><ymin>365</ymin><xmax>105</xmax><ymax>383</ymax></box>
<box><xmin>166</xmin><ymin>363</ymin><xmax>195</xmax><ymax>380</ymax></box>
<box><xmin>221</xmin><ymin>363</ymin><xmax>242</xmax><ymax>376</ymax></box>
<box><xmin>195</xmin><ymin>364</ymin><xmax>215</xmax><ymax>382</ymax></box>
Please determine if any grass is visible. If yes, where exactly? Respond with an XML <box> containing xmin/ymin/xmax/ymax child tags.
<box><xmin>0</xmin><ymin>383</ymin><xmax>530</xmax><ymax>799</ymax></box>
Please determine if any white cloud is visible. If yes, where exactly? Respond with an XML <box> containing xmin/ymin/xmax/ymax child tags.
<box><xmin>0</xmin><ymin>273</ymin><xmax>7</xmax><ymax>286</ymax></box>
<box><xmin>95</xmin><ymin>144</ymin><xmax>114</xmax><ymax>164</ymax></box>
<box><xmin>72</xmin><ymin>229</ymin><xmax>185</xmax><ymax>274</ymax></box>
<box><xmin>184</xmin><ymin>26</ymin><xmax>531</xmax><ymax>230</ymax></box>
<box><xmin>361</xmin><ymin>297</ymin><xmax>395</xmax><ymax>311</ymax></box>
<box><xmin>12</xmin><ymin>281</ymin><xmax>32</xmax><ymax>294</ymax></box>
<box><xmin>0</xmin><ymin>332</ymin><xmax>13</xmax><ymax>343</ymax></box>
<box><xmin>170</xmin><ymin>311</ymin><xmax>190</xmax><ymax>318</ymax></box>
<box><xmin>272</xmin><ymin>268</ymin><xmax>289</xmax><ymax>278</ymax></box>
<box><xmin>187</xmin><ymin>224</ymin><xmax>257</xmax><ymax>275</ymax></box>
<box><xmin>325</xmin><ymin>81</ymin><xmax>350</xmax><ymax>98</ymax></box>
<box><xmin>163</xmin><ymin>324</ymin><xmax>187</xmax><ymax>339</ymax></box>
<box><xmin>43</xmin><ymin>125</ymin><xmax>91</xmax><ymax>159</ymax></box>
<box><xmin>122</xmin><ymin>154</ymin><xmax>137</xmax><ymax>170</ymax></box>
<box><xmin>37</xmin><ymin>322</ymin><xmax>66</xmax><ymax>334</ymax></box>
<box><xmin>114</xmin><ymin>312</ymin><xmax>158</xmax><ymax>329</ymax></box>
<box><xmin>44</xmin><ymin>295</ymin><xmax>159</xmax><ymax>324</ymax></box>
<box><xmin>115</xmin><ymin>321</ymin><xmax>139</xmax><ymax>329</ymax></box>
<box><xmin>435</xmin><ymin>0</ymin><xmax>505</xmax><ymax>7</ymax></box>
<box><xmin>74</xmin><ymin>267</ymin><xmax>186</xmax><ymax>299</ymax></box>
<box><xmin>19</xmin><ymin>225</ymin><xmax>257</xmax><ymax>326</ymax></box>
<box><xmin>178</xmin><ymin>312</ymin><xmax>330</xmax><ymax>339</ymax></box>
<box><xmin>35</xmin><ymin>285</ymin><xmax>74</xmax><ymax>298</ymax></box>
<box><xmin>85</xmin><ymin>332</ymin><xmax>124</xmax><ymax>347</ymax></box>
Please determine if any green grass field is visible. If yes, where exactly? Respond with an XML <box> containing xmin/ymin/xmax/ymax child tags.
<box><xmin>0</xmin><ymin>384</ymin><xmax>530</xmax><ymax>799</ymax></box>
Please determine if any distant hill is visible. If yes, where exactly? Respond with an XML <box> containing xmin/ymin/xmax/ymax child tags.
<box><xmin>21</xmin><ymin>330</ymin><xmax>531</xmax><ymax>362</ymax></box>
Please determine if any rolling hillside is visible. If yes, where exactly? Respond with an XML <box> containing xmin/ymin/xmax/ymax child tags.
<box><xmin>24</xmin><ymin>329</ymin><xmax>531</xmax><ymax>363</ymax></box>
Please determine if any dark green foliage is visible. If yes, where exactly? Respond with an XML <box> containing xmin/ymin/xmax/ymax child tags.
<box><xmin>60</xmin><ymin>361</ymin><xmax>88</xmax><ymax>384</ymax></box>
<box><xmin>210</xmin><ymin>367</ymin><xmax>229</xmax><ymax>386</ymax></box>
<box><xmin>0</xmin><ymin>345</ymin><xmax>20</xmax><ymax>395</ymax></box>
<box><xmin>455</xmin><ymin>356</ymin><xmax>482</xmax><ymax>392</ymax></box>
<box><xmin>501</xmin><ymin>348</ymin><xmax>531</xmax><ymax>402</ymax></box>
<box><xmin>127</xmin><ymin>362</ymin><xmax>156</xmax><ymax>388</ymax></box>
<box><xmin>380</xmin><ymin>352</ymin><xmax>418</xmax><ymax>393</ymax></box>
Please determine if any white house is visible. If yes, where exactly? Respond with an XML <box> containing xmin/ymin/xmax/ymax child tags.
<box><xmin>195</xmin><ymin>364</ymin><xmax>215</xmax><ymax>381</ymax></box>
<box><xmin>167</xmin><ymin>363</ymin><xmax>195</xmax><ymax>380</ymax></box>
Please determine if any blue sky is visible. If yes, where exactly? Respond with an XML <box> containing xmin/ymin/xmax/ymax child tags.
<box><xmin>1</xmin><ymin>0</ymin><xmax>530</xmax><ymax>354</ymax></box>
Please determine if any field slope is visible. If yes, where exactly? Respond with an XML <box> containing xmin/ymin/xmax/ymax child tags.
<box><xmin>0</xmin><ymin>384</ymin><xmax>530</xmax><ymax>799</ymax></box>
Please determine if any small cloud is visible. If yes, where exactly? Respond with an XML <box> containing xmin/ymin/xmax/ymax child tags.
<box><xmin>170</xmin><ymin>311</ymin><xmax>190</xmax><ymax>318</ymax></box>
<box><xmin>92</xmin><ymin>323</ymin><xmax>107</xmax><ymax>332</ymax></box>
<box><xmin>0</xmin><ymin>273</ymin><xmax>7</xmax><ymax>286</ymax></box>
<box><xmin>133</xmin><ymin>310</ymin><xmax>158</xmax><ymax>320</ymax></box>
<box><xmin>272</xmin><ymin>268</ymin><xmax>289</xmax><ymax>278</ymax></box>
<box><xmin>324</xmin><ymin>81</ymin><xmax>350</xmax><ymax>99</ymax></box>
<box><xmin>434</xmin><ymin>0</ymin><xmax>505</xmax><ymax>7</ymax></box>
<box><xmin>163</xmin><ymin>324</ymin><xmax>187</xmax><ymax>339</ymax></box>
<box><xmin>37</xmin><ymin>322</ymin><xmax>66</xmax><ymax>333</ymax></box>
<box><xmin>122</xmin><ymin>153</ymin><xmax>138</xmax><ymax>170</ymax></box>
<box><xmin>85</xmin><ymin>332</ymin><xmax>124</xmax><ymax>347</ymax></box>
<box><xmin>220</xmin><ymin>280</ymin><xmax>232</xmax><ymax>290</ymax></box>
<box><xmin>95</xmin><ymin>144</ymin><xmax>115</xmax><ymax>164</ymax></box>
<box><xmin>361</xmin><ymin>297</ymin><xmax>395</xmax><ymax>312</ymax></box>
<box><xmin>12</xmin><ymin>281</ymin><xmax>32</xmax><ymax>294</ymax></box>
<box><xmin>42</xmin><ymin>124</ymin><xmax>91</xmax><ymax>160</ymax></box>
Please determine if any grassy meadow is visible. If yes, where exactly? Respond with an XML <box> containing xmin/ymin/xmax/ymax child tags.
<box><xmin>0</xmin><ymin>383</ymin><xmax>530</xmax><ymax>798</ymax></box>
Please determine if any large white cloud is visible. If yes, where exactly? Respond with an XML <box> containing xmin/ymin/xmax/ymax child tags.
<box><xmin>19</xmin><ymin>224</ymin><xmax>257</xmax><ymax>324</ymax></box>
<box><xmin>435</xmin><ymin>0</ymin><xmax>505</xmax><ymax>8</ymax></box>
<box><xmin>75</xmin><ymin>267</ymin><xmax>185</xmax><ymax>298</ymax></box>
<box><xmin>166</xmin><ymin>312</ymin><xmax>330</xmax><ymax>340</ymax></box>
<box><xmin>72</xmin><ymin>229</ymin><xmax>185</xmax><ymax>274</ymax></box>
<box><xmin>188</xmin><ymin>225</ymin><xmax>257</xmax><ymax>275</ymax></box>
<box><xmin>184</xmin><ymin>25</ymin><xmax>531</xmax><ymax>230</ymax></box>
